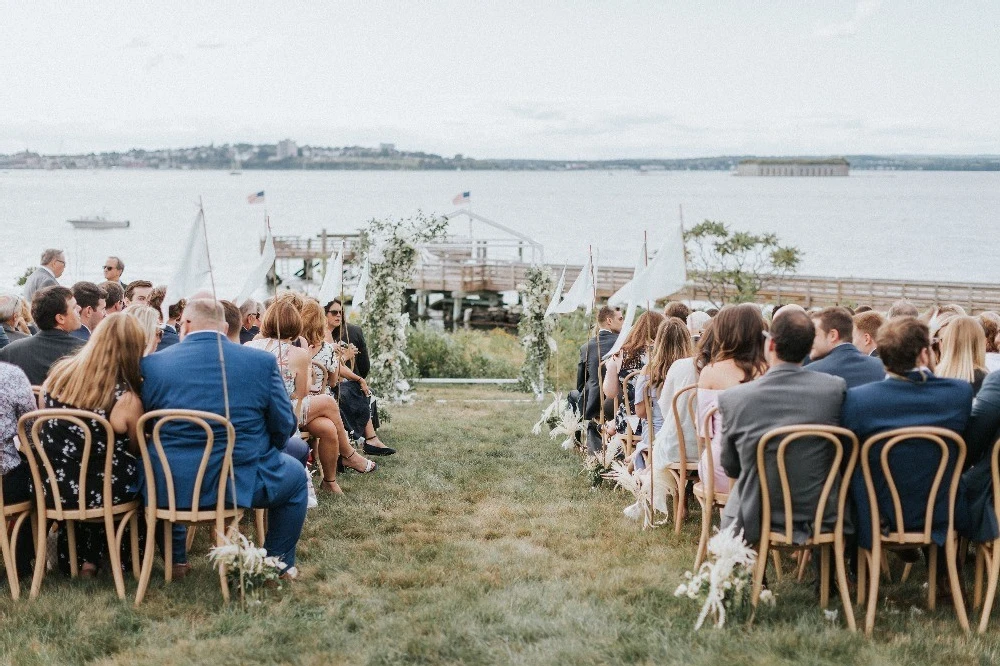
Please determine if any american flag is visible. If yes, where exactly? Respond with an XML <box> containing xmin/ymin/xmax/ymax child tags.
<box><xmin>247</xmin><ymin>191</ymin><xmax>265</xmax><ymax>204</ymax></box>
<box><xmin>452</xmin><ymin>191</ymin><xmax>470</xmax><ymax>205</ymax></box>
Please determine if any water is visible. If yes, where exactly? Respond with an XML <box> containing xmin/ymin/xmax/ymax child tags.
<box><xmin>1</xmin><ymin>169</ymin><xmax>997</xmax><ymax>297</ymax></box>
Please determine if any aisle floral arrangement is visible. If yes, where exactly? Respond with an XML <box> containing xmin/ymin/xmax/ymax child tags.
<box><xmin>209</xmin><ymin>530</ymin><xmax>287</xmax><ymax>605</ymax></box>
<box><xmin>516</xmin><ymin>266</ymin><xmax>556</xmax><ymax>400</ymax></box>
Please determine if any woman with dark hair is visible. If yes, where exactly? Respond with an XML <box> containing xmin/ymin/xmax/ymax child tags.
<box><xmin>696</xmin><ymin>303</ymin><xmax>768</xmax><ymax>492</ymax></box>
<box><xmin>601</xmin><ymin>311</ymin><xmax>665</xmax><ymax>440</ymax></box>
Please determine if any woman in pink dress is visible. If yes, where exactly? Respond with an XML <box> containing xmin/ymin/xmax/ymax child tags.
<box><xmin>696</xmin><ymin>304</ymin><xmax>768</xmax><ymax>493</ymax></box>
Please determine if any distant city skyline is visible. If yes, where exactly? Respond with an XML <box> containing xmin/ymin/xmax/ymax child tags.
<box><xmin>3</xmin><ymin>2</ymin><xmax>998</xmax><ymax>159</ymax></box>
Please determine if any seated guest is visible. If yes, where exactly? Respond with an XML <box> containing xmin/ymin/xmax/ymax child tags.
<box><xmin>220</xmin><ymin>300</ymin><xmax>243</xmax><ymax>344</ymax></box>
<box><xmin>141</xmin><ymin>299</ymin><xmax>308</xmax><ymax>575</ymax></box>
<box><xmin>239</xmin><ymin>300</ymin><xmax>262</xmax><ymax>344</ymax></box>
<box><xmin>842</xmin><ymin>317</ymin><xmax>973</xmax><ymax>554</ymax></box>
<box><xmin>0</xmin><ymin>361</ymin><xmax>37</xmax><ymax>504</ymax></box>
<box><xmin>123</xmin><ymin>304</ymin><xmax>161</xmax><ymax>356</ymax></box>
<box><xmin>888</xmin><ymin>299</ymin><xmax>919</xmax><ymax>319</ymax></box>
<box><xmin>101</xmin><ymin>281</ymin><xmax>125</xmax><ymax>314</ymax></box>
<box><xmin>697</xmin><ymin>304</ymin><xmax>768</xmax><ymax>493</ymax></box>
<box><xmin>568</xmin><ymin>306</ymin><xmax>623</xmax><ymax>455</ymax></box>
<box><xmin>0</xmin><ymin>294</ymin><xmax>30</xmax><ymax>346</ymax></box>
<box><xmin>807</xmin><ymin>307</ymin><xmax>884</xmax><ymax>388</ymax></box>
<box><xmin>147</xmin><ymin>289</ymin><xmax>181</xmax><ymax>351</ymax></box>
<box><xmin>664</xmin><ymin>301</ymin><xmax>690</xmax><ymax>324</ymax></box>
<box><xmin>978</xmin><ymin>312</ymin><xmax>1000</xmax><ymax>373</ymax></box>
<box><xmin>124</xmin><ymin>280</ymin><xmax>153</xmax><ymax>307</ymax></box>
<box><xmin>719</xmin><ymin>309</ymin><xmax>847</xmax><ymax>543</ymax></box>
<box><xmin>634</xmin><ymin>318</ymin><xmax>692</xmax><ymax>470</ymax></box>
<box><xmin>247</xmin><ymin>300</ymin><xmax>376</xmax><ymax>495</ymax></box>
<box><xmin>686</xmin><ymin>310</ymin><xmax>711</xmax><ymax>343</ymax></box>
<box><xmin>852</xmin><ymin>310</ymin><xmax>884</xmax><ymax>358</ymax></box>
<box><xmin>855</xmin><ymin>305</ymin><xmax>874</xmax><ymax>314</ymax></box>
<box><xmin>102</xmin><ymin>256</ymin><xmax>126</xmax><ymax>289</ymax></box>
<box><xmin>300</xmin><ymin>300</ymin><xmax>392</xmax><ymax>455</ymax></box>
<box><xmin>40</xmin><ymin>314</ymin><xmax>145</xmax><ymax>575</ymax></box>
<box><xmin>325</xmin><ymin>299</ymin><xmax>369</xmax><ymax>376</ymax></box>
<box><xmin>961</xmin><ymin>370</ymin><xmax>1000</xmax><ymax>543</ymax></box>
<box><xmin>602</xmin><ymin>311</ymin><xmax>665</xmax><ymax>432</ymax></box>
<box><xmin>935</xmin><ymin>315</ymin><xmax>988</xmax><ymax>395</ymax></box>
<box><xmin>0</xmin><ymin>286</ymin><xmax>84</xmax><ymax>385</ymax></box>
<box><xmin>70</xmin><ymin>281</ymin><xmax>107</xmax><ymax>342</ymax></box>
<box><xmin>23</xmin><ymin>249</ymin><xmax>65</xmax><ymax>303</ymax></box>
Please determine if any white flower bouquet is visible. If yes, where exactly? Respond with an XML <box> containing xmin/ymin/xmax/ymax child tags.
<box><xmin>209</xmin><ymin>530</ymin><xmax>287</xmax><ymax>603</ymax></box>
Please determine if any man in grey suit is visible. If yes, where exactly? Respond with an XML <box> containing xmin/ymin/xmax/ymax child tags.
<box><xmin>719</xmin><ymin>308</ymin><xmax>848</xmax><ymax>545</ymax></box>
<box><xmin>22</xmin><ymin>248</ymin><xmax>66</xmax><ymax>303</ymax></box>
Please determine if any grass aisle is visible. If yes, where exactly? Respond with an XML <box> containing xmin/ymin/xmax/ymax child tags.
<box><xmin>3</xmin><ymin>386</ymin><xmax>1000</xmax><ymax>664</ymax></box>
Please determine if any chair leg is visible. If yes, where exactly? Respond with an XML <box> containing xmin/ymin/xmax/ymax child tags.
<box><xmin>928</xmin><ymin>544</ymin><xmax>938</xmax><ymax>611</ymax></box>
<box><xmin>129</xmin><ymin>514</ymin><xmax>141</xmax><ymax>579</ymax></box>
<box><xmin>0</xmin><ymin>525</ymin><xmax>18</xmax><ymax>601</ymax></box>
<box><xmin>901</xmin><ymin>562</ymin><xmax>913</xmax><ymax>583</ymax></box>
<box><xmin>771</xmin><ymin>550</ymin><xmax>783</xmax><ymax>582</ymax></box>
<box><xmin>694</xmin><ymin>498</ymin><xmax>710</xmax><ymax>569</ymax></box>
<box><xmin>105</xmin><ymin>516</ymin><xmax>127</xmax><ymax>600</ymax></box>
<box><xmin>186</xmin><ymin>525</ymin><xmax>197</xmax><ymax>551</ymax></box>
<box><xmin>880</xmin><ymin>550</ymin><xmax>892</xmax><ymax>582</ymax></box>
<box><xmin>29</xmin><ymin>517</ymin><xmax>47</xmax><ymax>600</ymax></box>
<box><xmin>978</xmin><ymin>542</ymin><xmax>1000</xmax><ymax>633</ymax></box>
<box><xmin>796</xmin><ymin>549</ymin><xmax>811</xmax><ymax>582</ymax></box>
<box><xmin>946</xmin><ymin>534</ymin><xmax>970</xmax><ymax>632</ymax></box>
<box><xmin>254</xmin><ymin>509</ymin><xmax>267</xmax><ymax>548</ymax></box>
<box><xmin>66</xmin><ymin>521</ymin><xmax>78</xmax><ymax>578</ymax></box>
<box><xmin>834</xmin><ymin>536</ymin><xmax>857</xmax><ymax>632</ymax></box>
<box><xmin>819</xmin><ymin>545</ymin><xmax>831</xmax><ymax>609</ymax></box>
<box><xmin>164</xmin><ymin>521</ymin><xmax>174</xmax><ymax>583</ymax></box>
<box><xmin>134</xmin><ymin>514</ymin><xmax>158</xmax><ymax>607</ymax></box>
<box><xmin>975</xmin><ymin>547</ymin><xmax>987</xmax><ymax>610</ymax></box>
<box><xmin>865</xmin><ymin>543</ymin><xmax>881</xmax><ymax>636</ymax></box>
<box><xmin>751</xmin><ymin>537</ymin><xmax>769</xmax><ymax>607</ymax></box>
<box><xmin>857</xmin><ymin>550</ymin><xmax>868</xmax><ymax>607</ymax></box>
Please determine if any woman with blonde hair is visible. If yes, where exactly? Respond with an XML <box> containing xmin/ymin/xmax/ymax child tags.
<box><xmin>40</xmin><ymin>313</ymin><xmax>146</xmax><ymax>575</ymax></box>
<box><xmin>123</xmin><ymin>303</ymin><xmax>161</xmax><ymax>355</ymax></box>
<box><xmin>632</xmin><ymin>318</ymin><xmax>693</xmax><ymax>469</ymax></box>
<box><xmin>247</xmin><ymin>299</ymin><xmax>375</xmax><ymax>495</ymax></box>
<box><xmin>936</xmin><ymin>315</ymin><xmax>989</xmax><ymax>395</ymax></box>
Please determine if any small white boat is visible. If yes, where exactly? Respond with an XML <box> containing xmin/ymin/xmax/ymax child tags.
<box><xmin>67</xmin><ymin>216</ymin><xmax>130</xmax><ymax>230</ymax></box>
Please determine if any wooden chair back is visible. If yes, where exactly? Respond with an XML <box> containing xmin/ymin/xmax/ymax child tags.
<box><xmin>757</xmin><ymin>425</ymin><xmax>858</xmax><ymax>545</ymax></box>
<box><xmin>620</xmin><ymin>369</ymin><xmax>644</xmax><ymax>455</ymax></box>
<box><xmin>18</xmin><ymin>408</ymin><xmax>118</xmax><ymax>522</ymax></box>
<box><xmin>671</xmin><ymin>383</ymin><xmax>698</xmax><ymax>466</ymax></box>
<box><xmin>135</xmin><ymin>409</ymin><xmax>237</xmax><ymax>521</ymax></box>
<box><xmin>859</xmin><ymin>426</ymin><xmax>965</xmax><ymax>545</ymax></box>
<box><xmin>699</xmin><ymin>405</ymin><xmax>721</xmax><ymax>500</ymax></box>
<box><xmin>310</xmin><ymin>361</ymin><xmax>330</xmax><ymax>395</ymax></box>
<box><xmin>0</xmin><ymin>461</ymin><xmax>33</xmax><ymax>600</ymax></box>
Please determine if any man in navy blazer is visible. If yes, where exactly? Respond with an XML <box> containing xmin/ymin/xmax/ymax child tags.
<box><xmin>141</xmin><ymin>298</ymin><xmax>307</xmax><ymax>574</ymax></box>
<box><xmin>807</xmin><ymin>307</ymin><xmax>885</xmax><ymax>389</ymax></box>
<box><xmin>841</xmin><ymin>317</ymin><xmax>973</xmax><ymax>552</ymax></box>
<box><xmin>568</xmin><ymin>306</ymin><xmax>623</xmax><ymax>454</ymax></box>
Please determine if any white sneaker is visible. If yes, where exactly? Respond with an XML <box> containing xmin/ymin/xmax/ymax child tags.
<box><xmin>305</xmin><ymin>468</ymin><xmax>318</xmax><ymax>509</ymax></box>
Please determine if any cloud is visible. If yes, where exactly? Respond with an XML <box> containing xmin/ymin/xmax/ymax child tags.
<box><xmin>145</xmin><ymin>52</ymin><xmax>186</xmax><ymax>71</ymax></box>
<box><xmin>815</xmin><ymin>0</ymin><xmax>883</xmax><ymax>38</ymax></box>
<box><xmin>195</xmin><ymin>41</ymin><xmax>227</xmax><ymax>50</ymax></box>
<box><xmin>124</xmin><ymin>37</ymin><xmax>150</xmax><ymax>49</ymax></box>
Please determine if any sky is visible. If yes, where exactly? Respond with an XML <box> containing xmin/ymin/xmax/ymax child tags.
<box><xmin>2</xmin><ymin>1</ymin><xmax>998</xmax><ymax>159</ymax></box>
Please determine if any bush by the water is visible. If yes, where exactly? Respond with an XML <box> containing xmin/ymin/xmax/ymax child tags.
<box><xmin>406</xmin><ymin>324</ymin><xmax>523</xmax><ymax>378</ymax></box>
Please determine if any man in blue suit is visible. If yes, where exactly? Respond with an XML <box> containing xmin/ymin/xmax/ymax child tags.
<box><xmin>842</xmin><ymin>317</ymin><xmax>973</xmax><ymax>554</ymax></box>
<box><xmin>141</xmin><ymin>298</ymin><xmax>307</xmax><ymax>575</ymax></box>
<box><xmin>808</xmin><ymin>307</ymin><xmax>885</xmax><ymax>389</ymax></box>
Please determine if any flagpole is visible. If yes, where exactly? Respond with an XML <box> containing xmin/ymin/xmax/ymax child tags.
<box><xmin>643</xmin><ymin>230</ymin><xmax>650</xmax><ymax>313</ymax></box>
<box><xmin>679</xmin><ymin>203</ymin><xmax>689</xmax><ymax>303</ymax></box>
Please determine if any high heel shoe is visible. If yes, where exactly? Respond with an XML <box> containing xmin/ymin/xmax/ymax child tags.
<box><xmin>343</xmin><ymin>450</ymin><xmax>377</xmax><ymax>474</ymax></box>
<box><xmin>363</xmin><ymin>436</ymin><xmax>396</xmax><ymax>456</ymax></box>
<box><xmin>321</xmin><ymin>478</ymin><xmax>344</xmax><ymax>495</ymax></box>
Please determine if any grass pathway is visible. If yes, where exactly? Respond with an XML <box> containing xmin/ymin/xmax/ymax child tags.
<box><xmin>2</xmin><ymin>386</ymin><xmax>1000</xmax><ymax>664</ymax></box>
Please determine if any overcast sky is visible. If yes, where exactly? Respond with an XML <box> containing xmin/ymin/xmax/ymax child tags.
<box><xmin>2</xmin><ymin>1</ymin><xmax>998</xmax><ymax>159</ymax></box>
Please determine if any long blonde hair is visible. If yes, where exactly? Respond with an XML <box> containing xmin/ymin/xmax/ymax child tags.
<box><xmin>646</xmin><ymin>318</ymin><xmax>693</xmax><ymax>390</ymax></box>
<box><xmin>936</xmin><ymin>315</ymin><xmax>987</xmax><ymax>383</ymax></box>
<box><xmin>44</xmin><ymin>313</ymin><xmax>145</xmax><ymax>411</ymax></box>
<box><xmin>124</xmin><ymin>303</ymin><xmax>160</xmax><ymax>353</ymax></box>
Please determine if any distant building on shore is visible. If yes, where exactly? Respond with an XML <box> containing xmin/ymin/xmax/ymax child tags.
<box><xmin>736</xmin><ymin>157</ymin><xmax>849</xmax><ymax>177</ymax></box>
<box><xmin>276</xmin><ymin>139</ymin><xmax>298</xmax><ymax>161</ymax></box>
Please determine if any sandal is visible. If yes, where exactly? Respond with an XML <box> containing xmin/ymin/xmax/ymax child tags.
<box><xmin>344</xmin><ymin>450</ymin><xmax>377</xmax><ymax>474</ymax></box>
<box><xmin>321</xmin><ymin>478</ymin><xmax>344</xmax><ymax>495</ymax></box>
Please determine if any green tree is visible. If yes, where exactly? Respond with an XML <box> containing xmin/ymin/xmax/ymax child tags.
<box><xmin>684</xmin><ymin>220</ymin><xmax>802</xmax><ymax>307</ymax></box>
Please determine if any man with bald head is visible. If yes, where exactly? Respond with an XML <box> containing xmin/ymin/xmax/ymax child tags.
<box><xmin>140</xmin><ymin>298</ymin><xmax>307</xmax><ymax>578</ymax></box>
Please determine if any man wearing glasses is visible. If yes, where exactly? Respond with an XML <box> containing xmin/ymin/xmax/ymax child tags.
<box><xmin>239</xmin><ymin>299</ymin><xmax>262</xmax><ymax>344</ymax></box>
<box><xmin>103</xmin><ymin>256</ymin><xmax>126</xmax><ymax>288</ymax></box>
<box><xmin>23</xmin><ymin>248</ymin><xmax>66</xmax><ymax>303</ymax></box>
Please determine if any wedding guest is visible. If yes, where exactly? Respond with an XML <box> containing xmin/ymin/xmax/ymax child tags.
<box><xmin>569</xmin><ymin>306</ymin><xmax>622</xmax><ymax>454</ymax></box>
<box><xmin>220</xmin><ymin>300</ymin><xmax>243</xmax><ymax>344</ymax></box>
<box><xmin>0</xmin><ymin>361</ymin><xmax>36</xmax><ymax>505</ymax></box>
<box><xmin>103</xmin><ymin>256</ymin><xmax>125</xmax><ymax>288</ymax></box>
<box><xmin>239</xmin><ymin>299</ymin><xmax>262</xmax><ymax>344</ymax></box>
<box><xmin>697</xmin><ymin>304</ymin><xmax>768</xmax><ymax>493</ymax></box>
<box><xmin>719</xmin><ymin>309</ymin><xmax>847</xmax><ymax>544</ymax></box>
<box><xmin>124</xmin><ymin>280</ymin><xmax>153</xmax><ymax>306</ymax></box>
<box><xmin>807</xmin><ymin>307</ymin><xmax>884</xmax><ymax>388</ymax></box>
<box><xmin>101</xmin><ymin>281</ymin><xmax>125</xmax><ymax>314</ymax></box>
<box><xmin>977</xmin><ymin>312</ymin><xmax>1000</xmax><ymax>372</ymax></box>
<box><xmin>842</xmin><ymin>317</ymin><xmax>973</xmax><ymax>559</ymax></box>
<box><xmin>664</xmin><ymin>301</ymin><xmax>690</xmax><ymax>324</ymax></box>
<box><xmin>888</xmin><ymin>300</ymin><xmax>919</xmax><ymax>319</ymax></box>
<box><xmin>0</xmin><ymin>294</ymin><xmax>29</xmax><ymax>345</ymax></box>
<box><xmin>853</xmin><ymin>310</ymin><xmax>884</xmax><ymax>358</ymax></box>
<box><xmin>602</xmin><ymin>311</ymin><xmax>665</xmax><ymax>414</ymax></box>
<box><xmin>0</xmin><ymin>286</ymin><xmax>83</xmax><ymax>385</ymax></box>
<box><xmin>141</xmin><ymin>299</ymin><xmax>307</xmax><ymax>576</ymax></box>
<box><xmin>633</xmin><ymin>318</ymin><xmax>692</xmax><ymax>470</ymax></box>
<box><xmin>855</xmin><ymin>305</ymin><xmax>874</xmax><ymax>314</ymax></box>
<box><xmin>247</xmin><ymin>300</ymin><xmax>376</xmax><ymax>495</ymax></box>
<box><xmin>40</xmin><ymin>313</ymin><xmax>145</xmax><ymax>575</ymax></box>
<box><xmin>23</xmin><ymin>249</ymin><xmax>66</xmax><ymax>303</ymax></box>
<box><xmin>687</xmin><ymin>310</ymin><xmax>711</xmax><ymax>343</ymax></box>
<box><xmin>148</xmin><ymin>288</ymin><xmax>181</xmax><ymax>351</ymax></box>
<box><xmin>69</xmin><ymin>281</ymin><xmax>107</xmax><ymax>342</ymax></box>
<box><xmin>325</xmin><ymin>299</ymin><xmax>370</xmax><ymax>377</ymax></box>
<box><xmin>123</xmin><ymin>304</ymin><xmax>161</xmax><ymax>356</ymax></box>
<box><xmin>935</xmin><ymin>315</ymin><xmax>988</xmax><ymax>395</ymax></box>
<box><xmin>960</xmin><ymin>370</ymin><xmax>1000</xmax><ymax>544</ymax></box>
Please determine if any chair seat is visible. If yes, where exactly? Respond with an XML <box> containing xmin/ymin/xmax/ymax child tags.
<box><xmin>766</xmin><ymin>531</ymin><xmax>837</xmax><ymax>547</ymax></box>
<box><xmin>692</xmin><ymin>481</ymin><xmax>728</xmax><ymax>505</ymax></box>
<box><xmin>44</xmin><ymin>499</ymin><xmax>141</xmax><ymax>522</ymax></box>
<box><xmin>666</xmin><ymin>462</ymin><xmax>700</xmax><ymax>475</ymax></box>
<box><xmin>150</xmin><ymin>507</ymin><xmax>243</xmax><ymax>524</ymax></box>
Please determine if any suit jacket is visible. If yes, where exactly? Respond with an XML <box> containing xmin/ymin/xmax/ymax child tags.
<box><xmin>575</xmin><ymin>329</ymin><xmax>618</xmax><ymax>420</ymax></box>
<box><xmin>1</xmin><ymin>324</ymin><xmax>28</xmax><ymax>344</ymax></box>
<box><xmin>807</xmin><ymin>343</ymin><xmax>885</xmax><ymax>389</ymax></box>
<box><xmin>0</xmin><ymin>326</ymin><xmax>7</xmax><ymax>350</ymax></box>
<box><xmin>239</xmin><ymin>325</ymin><xmax>259</xmax><ymax>345</ymax></box>
<box><xmin>156</xmin><ymin>324</ymin><xmax>180</xmax><ymax>351</ymax></box>
<box><xmin>70</xmin><ymin>325</ymin><xmax>91</xmax><ymax>342</ymax></box>
<box><xmin>719</xmin><ymin>364</ymin><xmax>847</xmax><ymax>544</ymax></box>
<box><xmin>961</xmin><ymin>371</ymin><xmax>1000</xmax><ymax>541</ymax></box>
<box><xmin>842</xmin><ymin>371</ymin><xmax>973</xmax><ymax>548</ymax></box>
<box><xmin>0</xmin><ymin>329</ymin><xmax>84</xmax><ymax>385</ymax></box>
<box><xmin>22</xmin><ymin>267</ymin><xmax>58</xmax><ymax>302</ymax></box>
<box><xmin>140</xmin><ymin>331</ymin><xmax>297</xmax><ymax>509</ymax></box>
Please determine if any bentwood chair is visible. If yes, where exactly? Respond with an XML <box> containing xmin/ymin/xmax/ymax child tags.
<box><xmin>619</xmin><ymin>369</ymin><xmax>644</xmax><ymax>458</ymax></box>
<box><xmin>18</xmin><ymin>409</ymin><xmax>142</xmax><ymax>600</ymax></box>
<box><xmin>0</xmin><ymin>467</ymin><xmax>35</xmax><ymax>600</ymax></box>
<box><xmin>310</xmin><ymin>361</ymin><xmax>330</xmax><ymax>396</ymax></box>
<box><xmin>750</xmin><ymin>425</ymin><xmax>858</xmax><ymax>631</ymax></box>
<box><xmin>973</xmin><ymin>436</ymin><xmax>1000</xmax><ymax>633</ymax></box>
<box><xmin>692</xmin><ymin>406</ymin><xmax>729</xmax><ymax>568</ymax></box>
<box><xmin>666</xmin><ymin>384</ymin><xmax>699</xmax><ymax>534</ymax></box>
<box><xmin>857</xmin><ymin>427</ymin><xmax>970</xmax><ymax>635</ymax></box>
<box><xmin>134</xmin><ymin>410</ymin><xmax>242</xmax><ymax>606</ymax></box>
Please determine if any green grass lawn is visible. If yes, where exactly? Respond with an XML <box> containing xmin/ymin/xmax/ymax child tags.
<box><xmin>3</xmin><ymin>386</ymin><xmax>1000</xmax><ymax>665</ymax></box>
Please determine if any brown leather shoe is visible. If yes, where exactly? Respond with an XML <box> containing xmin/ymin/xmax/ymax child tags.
<box><xmin>172</xmin><ymin>562</ymin><xmax>192</xmax><ymax>580</ymax></box>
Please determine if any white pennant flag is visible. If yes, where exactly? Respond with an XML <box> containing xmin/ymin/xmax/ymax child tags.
<box><xmin>233</xmin><ymin>226</ymin><xmax>275</xmax><ymax>306</ymax></box>
<box><xmin>162</xmin><ymin>208</ymin><xmax>212</xmax><ymax>319</ymax></box>
<box><xmin>544</xmin><ymin>265</ymin><xmax>567</xmax><ymax>317</ymax></box>
<box><xmin>608</xmin><ymin>244</ymin><xmax>648</xmax><ymax>307</ymax></box>
<box><xmin>551</xmin><ymin>254</ymin><xmax>594</xmax><ymax>314</ymax></box>
<box><xmin>317</xmin><ymin>244</ymin><xmax>344</xmax><ymax>306</ymax></box>
<box><xmin>603</xmin><ymin>298</ymin><xmax>638</xmax><ymax>360</ymax></box>
<box><xmin>351</xmin><ymin>256</ymin><xmax>370</xmax><ymax>312</ymax></box>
